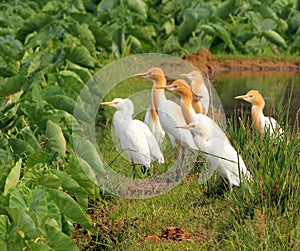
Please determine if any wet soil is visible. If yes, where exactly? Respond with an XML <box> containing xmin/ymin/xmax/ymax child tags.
<box><xmin>183</xmin><ymin>49</ymin><xmax>300</xmax><ymax>78</ymax></box>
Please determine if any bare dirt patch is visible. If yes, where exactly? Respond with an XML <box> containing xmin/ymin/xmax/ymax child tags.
<box><xmin>183</xmin><ymin>49</ymin><xmax>300</xmax><ymax>77</ymax></box>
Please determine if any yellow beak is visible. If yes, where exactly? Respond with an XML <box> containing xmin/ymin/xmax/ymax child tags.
<box><xmin>100</xmin><ymin>101</ymin><xmax>118</xmax><ymax>106</ymax></box>
<box><xmin>235</xmin><ymin>94</ymin><xmax>248</xmax><ymax>100</ymax></box>
<box><xmin>180</xmin><ymin>73</ymin><xmax>188</xmax><ymax>77</ymax></box>
<box><xmin>174</xmin><ymin>125</ymin><xmax>191</xmax><ymax>129</ymax></box>
<box><xmin>156</xmin><ymin>85</ymin><xmax>172</xmax><ymax>90</ymax></box>
<box><xmin>133</xmin><ymin>72</ymin><xmax>148</xmax><ymax>77</ymax></box>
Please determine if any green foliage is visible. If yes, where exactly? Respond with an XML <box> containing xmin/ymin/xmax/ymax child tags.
<box><xmin>0</xmin><ymin>0</ymin><xmax>299</xmax><ymax>249</ymax></box>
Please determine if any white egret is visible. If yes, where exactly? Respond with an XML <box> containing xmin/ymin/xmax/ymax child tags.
<box><xmin>235</xmin><ymin>90</ymin><xmax>284</xmax><ymax>137</ymax></box>
<box><xmin>100</xmin><ymin>98</ymin><xmax>164</xmax><ymax>171</ymax></box>
<box><xmin>144</xmin><ymin>88</ymin><xmax>165</xmax><ymax>146</ymax></box>
<box><xmin>134</xmin><ymin>67</ymin><xmax>198</xmax><ymax>156</ymax></box>
<box><xmin>176</xmin><ymin>122</ymin><xmax>251</xmax><ymax>188</ymax></box>
<box><xmin>181</xmin><ymin>71</ymin><xmax>210</xmax><ymax>115</ymax></box>
<box><xmin>158</xmin><ymin>79</ymin><xmax>229</xmax><ymax>143</ymax></box>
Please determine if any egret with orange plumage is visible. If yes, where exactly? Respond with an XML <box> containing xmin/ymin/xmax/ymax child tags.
<box><xmin>134</xmin><ymin>67</ymin><xmax>198</xmax><ymax>156</ymax></box>
<box><xmin>158</xmin><ymin>79</ymin><xmax>229</xmax><ymax>143</ymax></box>
<box><xmin>235</xmin><ymin>90</ymin><xmax>284</xmax><ymax>138</ymax></box>
<box><xmin>181</xmin><ymin>71</ymin><xmax>210</xmax><ymax>115</ymax></box>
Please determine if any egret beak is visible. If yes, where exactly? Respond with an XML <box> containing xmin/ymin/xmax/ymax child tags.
<box><xmin>156</xmin><ymin>85</ymin><xmax>172</xmax><ymax>90</ymax></box>
<box><xmin>100</xmin><ymin>101</ymin><xmax>118</xmax><ymax>106</ymax></box>
<box><xmin>133</xmin><ymin>72</ymin><xmax>149</xmax><ymax>77</ymax></box>
<box><xmin>180</xmin><ymin>73</ymin><xmax>188</xmax><ymax>77</ymax></box>
<box><xmin>235</xmin><ymin>94</ymin><xmax>248</xmax><ymax>100</ymax></box>
<box><xmin>174</xmin><ymin>125</ymin><xmax>191</xmax><ymax>129</ymax></box>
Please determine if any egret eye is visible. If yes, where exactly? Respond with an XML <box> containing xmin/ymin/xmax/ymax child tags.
<box><xmin>249</xmin><ymin>95</ymin><xmax>253</xmax><ymax>98</ymax></box>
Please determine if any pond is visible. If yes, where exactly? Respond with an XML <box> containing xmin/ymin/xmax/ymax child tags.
<box><xmin>214</xmin><ymin>71</ymin><xmax>300</xmax><ymax>130</ymax></box>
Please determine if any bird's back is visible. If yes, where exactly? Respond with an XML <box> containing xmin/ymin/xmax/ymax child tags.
<box><xmin>203</xmin><ymin>138</ymin><xmax>249</xmax><ymax>186</ymax></box>
<box><xmin>158</xmin><ymin>99</ymin><xmax>197</xmax><ymax>149</ymax></box>
<box><xmin>264</xmin><ymin>116</ymin><xmax>284</xmax><ymax>138</ymax></box>
<box><xmin>113</xmin><ymin>112</ymin><xmax>151</xmax><ymax>166</ymax></box>
<box><xmin>133</xmin><ymin>119</ymin><xmax>164</xmax><ymax>163</ymax></box>
<box><xmin>194</xmin><ymin>114</ymin><xmax>229</xmax><ymax>142</ymax></box>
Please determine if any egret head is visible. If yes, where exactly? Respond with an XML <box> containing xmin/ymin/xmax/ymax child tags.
<box><xmin>100</xmin><ymin>98</ymin><xmax>134</xmax><ymax>113</ymax></box>
<box><xmin>133</xmin><ymin>67</ymin><xmax>166</xmax><ymax>84</ymax></box>
<box><xmin>175</xmin><ymin>121</ymin><xmax>209</xmax><ymax>138</ymax></box>
<box><xmin>180</xmin><ymin>71</ymin><xmax>204</xmax><ymax>82</ymax></box>
<box><xmin>235</xmin><ymin>90</ymin><xmax>265</xmax><ymax>106</ymax></box>
<box><xmin>157</xmin><ymin>79</ymin><xmax>192</xmax><ymax>96</ymax></box>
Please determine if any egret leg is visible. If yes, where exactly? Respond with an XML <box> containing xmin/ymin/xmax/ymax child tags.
<box><xmin>141</xmin><ymin>165</ymin><xmax>147</xmax><ymax>174</ymax></box>
<box><xmin>181</xmin><ymin>146</ymin><xmax>186</xmax><ymax>162</ymax></box>
<box><xmin>131</xmin><ymin>160</ymin><xmax>136</xmax><ymax>179</ymax></box>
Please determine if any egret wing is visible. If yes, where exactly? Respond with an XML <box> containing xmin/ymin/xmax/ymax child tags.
<box><xmin>144</xmin><ymin>106</ymin><xmax>165</xmax><ymax>146</ymax></box>
<box><xmin>158</xmin><ymin>100</ymin><xmax>198</xmax><ymax>149</ymax></box>
<box><xmin>134</xmin><ymin>120</ymin><xmax>164</xmax><ymax>163</ymax></box>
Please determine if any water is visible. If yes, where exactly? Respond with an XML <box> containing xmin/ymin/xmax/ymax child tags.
<box><xmin>214</xmin><ymin>72</ymin><xmax>300</xmax><ymax>129</ymax></box>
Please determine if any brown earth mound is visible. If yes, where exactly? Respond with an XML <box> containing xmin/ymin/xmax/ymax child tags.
<box><xmin>183</xmin><ymin>49</ymin><xmax>300</xmax><ymax>77</ymax></box>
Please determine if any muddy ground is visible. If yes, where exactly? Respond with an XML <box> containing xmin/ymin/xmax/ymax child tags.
<box><xmin>183</xmin><ymin>49</ymin><xmax>300</xmax><ymax>78</ymax></box>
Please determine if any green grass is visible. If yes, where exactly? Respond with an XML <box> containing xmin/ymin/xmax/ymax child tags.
<box><xmin>214</xmin><ymin>52</ymin><xmax>300</xmax><ymax>61</ymax></box>
<box><xmin>72</xmin><ymin>83</ymin><xmax>300</xmax><ymax>250</ymax></box>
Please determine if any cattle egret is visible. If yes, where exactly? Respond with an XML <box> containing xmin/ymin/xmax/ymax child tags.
<box><xmin>134</xmin><ymin>67</ymin><xmax>198</xmax><ymax>156</ymax></box>
<box><xmin>235</xmin><ymin>90</ymin><xmax>284</xmax><ymax>137</ymax></box>
<box><xmin>144</xmin><ymin>88</ymin><xmax>165</xmax><ymax>146</ymax></box>
<box><xmin>100</xmin><ymin>98</ymin><xmax>164</xmax><ymax>171</ymax></box>
<box><xmin>176</xmin><ymin>122</ymin><xmax>251</xmax><ymax>188</ymax></box>
<box><xmin>181</xmin><ymin>71</ymin><xmax>210</xmax><ymax>115</ymax></box>
<box><xmin>159</xmin><ymin>79</ymin><xmax>229</xmax><ymax>143</ymax></box>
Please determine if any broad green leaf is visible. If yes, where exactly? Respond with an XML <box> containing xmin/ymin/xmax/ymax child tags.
<box><xmin>90</xmin><ymin>24</ymin><xmax>112</xmax><ymax>49</ymax></box>
<box><xmin>66</xmin><ymin>63</ymin><xmax>92</xmax><ymax>83</ymax></box>
<box><xmin>0</xmin><ymin>215</ymin><xmax>9</xmax><ymax>250</ymax></box>
<box><xmin>51</xmin><ymin>169</ymin><xmax>88</xmax><ymax>195</ymax></box>
<box><xmin>26</xmin><ymin>152</ymin><xmax>52</xmax><ymax>168</ymax></box>
<box><xmin>178</xmin><ymin>12</ymin><xmax>198</xmax><ymax>45</ymax></box>
<box><xmin>20</xmin><ymin>128</ymin><xmax>40</xmax><ymax>151</ymax></box>
<box><xmin>66</xmin><ymin>156</ymin><xmax>98</xmax><ymax>198</ymax></box>
<box><xmin>216</xmin><ymin>0</ymin><xmax>238</xmax><ymax>19</ymax></box>
<box><xmin>9</xmin><ymin>138</ymin><xmax>35</xmax><ymax>156</ymax></box>
<box><xmin>64</xmin><ymin>45</ymin><xmax>95</xmax><ymax>69</ymax></box>
<box><xmin>251</xmin><ymin>2</ymin><xmax>278</xmax><ymax>20</ymax></box>
<box><xmin>47</xmin><ymin>188</ymin><xmax>93</xmax><ymax>232</ymax></box>
<box><xmin>0</xmin><ymin>214</ymin><xmax>10</xmax><ymax>235</ymax></box>
<box><xmin>128</xmin><ymin>0</ymin><xmax>148</xmax><ymax>20</ymax></box>
<box><xmin>16</xmin><ymin>13</ymin><xmax>51</xmax><ymax>43</ymax></box>
<box><xmin>0</xmin><ymin>35</ymin><xmax>24</xmax><ymax>60</ymax></box>
<box><xmin>260</xmin><ymin>18</ymin><xmax>277</xmax><ymax>31</ymax></box>
<box><xmin>9</xmin><ymin>188</ymin><xmax>28</xmax><ymax>211</ymax></box>
<box><xmin>41</xmin><ymin>173</ymin><xmax>61</xmax><ymax>189</ymax></box>
<box><xmin>262</xmin><ymin>29</ymin><xmax>287</xmax><ymax>49</ymax></box>
<box><xmin>211</xmin><ymin>23</ymin><xmax>236</xmax><ymax>52</ymax></box>
<box><xmin>7</xmin><ymin>207</ymin><xmax>40</xmax><ymax>239</ymax></box>
<box><xmin>236</xmin><ymin>31</ymin><xmax>255</xmax><ymax>43</ymax></box>
<box><xmin>26</xmin><ymin>240</ymin><xmax>52</xmax><ymax>251</ymax></box>
<box><xmin>0</xmin><ymin>75</ymin><xmax>24</xmax><ymax>97</ymax></box>
<box><xmin>3</xmin><ymin>159</ymin><xmax>22</xmax><ymax>196</ymax></box>
<box><xmin>199</xmin><ymin>24</ymin><xmax>215</xmax><ymax>36</ymax></box>
<box><xmin>46</xmin><ymin>95</ymin><xmax>76</xmax><ymax>115</ymax></box>
<box><xmin>29</xmin><ymin>189</ymin><xmax>48</xmax><ymax>227</ymax></box>
<box><xmin>46</xmin><ymin>120</ymin><xmax>66</xmax><ymax>156</ymax></box>
<box><xmin>97</xmin><ymin>0</ymin><xmax>119</xmax><ymax>12</ymax></box>
<box><xmin>130</xmin><ymin>26</ymin><xmax>155</xmax><ymax>47</ymax></box>
<box><xmin>71</xmin><ymin>23</ymin><xmax>96</xmax><ymax>56</ymax></box>
<box><xmin>73</xmin><ymin>135</ymin><xmax>107</xmax><ymax>178</ymax></box>
<box><xmin>45</xmin><ymin>223</ymin><xmax>79</xmax><ymax>251</ymax></box>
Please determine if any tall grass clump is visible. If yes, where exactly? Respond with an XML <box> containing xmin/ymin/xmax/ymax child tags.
<box><xmin>221</xmin><ymin>94</ymin><xmax>300</xmax><ymax>250</ymax></box>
